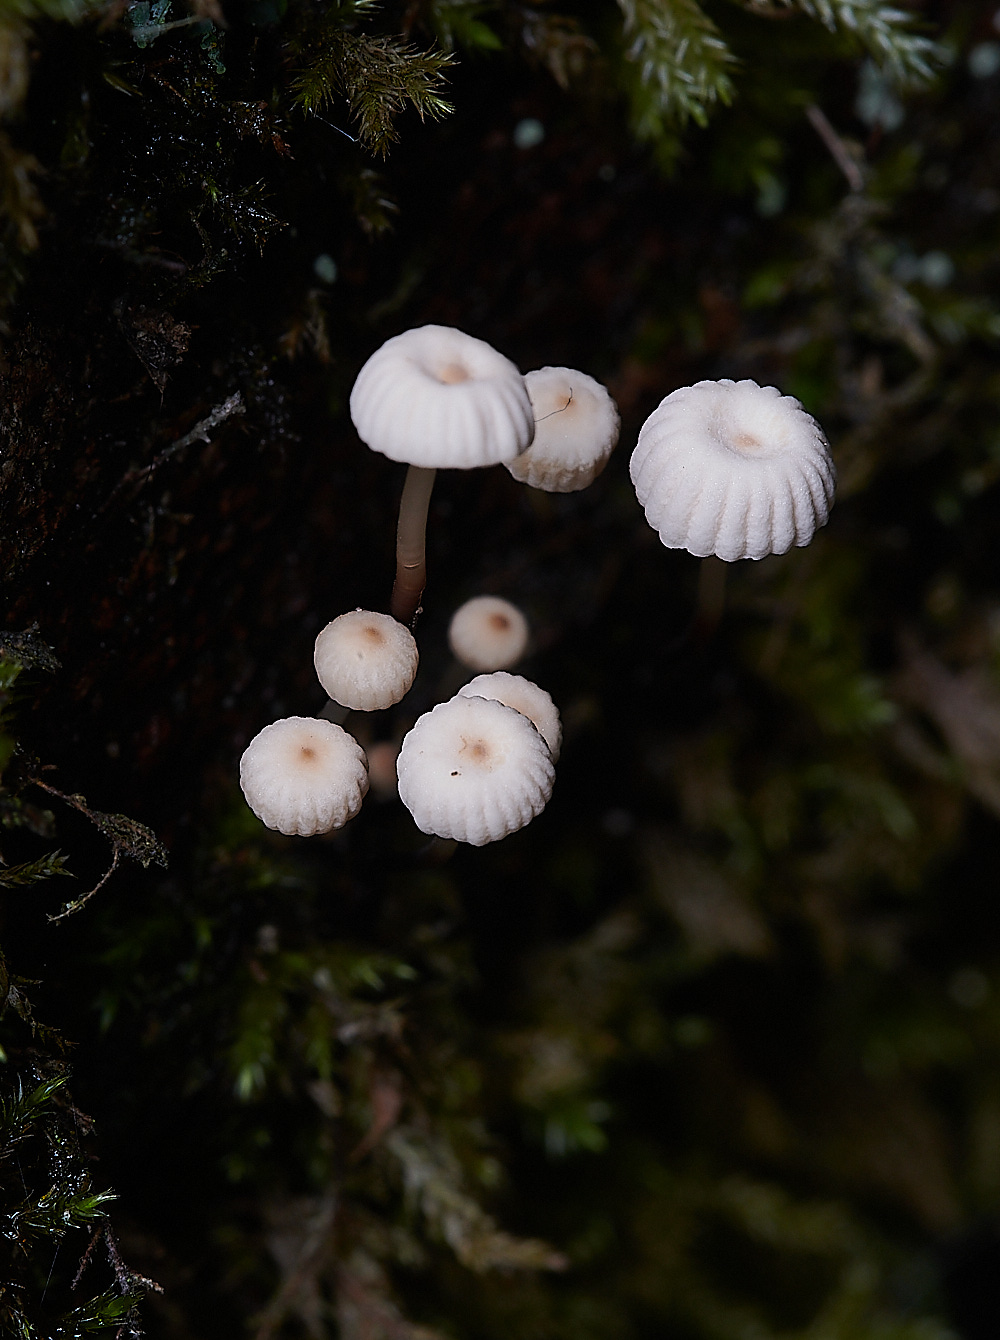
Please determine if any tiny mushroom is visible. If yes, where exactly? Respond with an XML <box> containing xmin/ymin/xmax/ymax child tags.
<box><xmin>630</xmin><ymin>379</ymin><xmax>835</xmax><ymax>562</ymax></box>
<box><xmin>457</xmin><ymin>671</ymin><xmax>562</xmax><ymax>760</ymax></box>
<box><xmin>240</xmin><ymin>716</ymin><xmax>369</xmax><ymax>837</ymax></box>
<box><xmin>396</xmin><ymin>695</ymin><xmax>555</xmax><ymax>846</ymax></box>
<box><xmin>448</xmin><ymin>595</ymin><xmax>529</xmax><ymax>672</ymax></box>
<box><xmin>314</xmin><ymin>609</ymin><xmax>418</xmax><ymax>711</ymax></box>
<box><xmin>506</xmin><ymin>366</ymin><xmax>620</xmax><ymax>493</ymax></box>
<box><xmin>350</xmin><ymin>325</ymin><xmax>534</xmax><ymax>624</ymax></box>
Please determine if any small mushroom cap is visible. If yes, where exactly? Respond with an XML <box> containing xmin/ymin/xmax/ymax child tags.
<box><xmin>448</xmin><ymin>596</ymin><xmax>529</xmax><ymax>672</ymax></box>
<box><xmin>457</xmin><ymin>672</ymin><xmax>562</xmax><ymax>761</ymax></box>
<box><xmin>396</xmin><ymin>695</ymin><xmax>555</xmax><ymax>846</ymax></box>
<box><xmin>630</xmin><ymin>379</ymin><xmax>835</xmax><ymax>562</ymax></box>
<box><xmin>506</xmin><ymin>367</ymin><xmax>620</xmax><ymax>493</ymax></box>
<box><xmin>350</xmin><ymin>325</ymin><xmax>534</xmax><ymax>469</ymax></box>
<box><xmin>240</xmin><ymin>716</ymin><xmax>369</xmax><ymax>837</ymax></box>
<box><xmin>314</xmin><ymin>610</ymin><xmax>418</xmax><ymax>711</ymax></box>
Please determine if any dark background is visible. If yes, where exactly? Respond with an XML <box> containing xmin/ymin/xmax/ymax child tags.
<box><xmin>4</xmin><ymin>0</ymin><xmax>1000</xmax><ymax>1335</ymax></box>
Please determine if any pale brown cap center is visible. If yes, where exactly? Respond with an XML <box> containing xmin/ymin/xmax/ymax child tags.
<box><xmin>457</xmin><ymin>735</ymin><xmax>495</xmax><ymax>769</ymax></box>
<box><xmin>731</xmin><ymin>430</ymin><xmax>762</xmax><ymax>452</ymax></box>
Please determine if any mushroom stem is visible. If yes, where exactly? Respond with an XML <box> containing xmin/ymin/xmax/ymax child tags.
<box><xmin>319</xmin><ymin>700</ymin><xmax>351</xmax><ymax>726</ymax></box>
<box><xmin>391</xmin><ymin>464</ymin><xmax>437</xmax><ymax>626</ymax></box>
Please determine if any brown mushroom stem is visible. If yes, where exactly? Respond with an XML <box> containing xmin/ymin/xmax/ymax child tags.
<box><xmin>390</xmin><ymin>464</ymin><xmax>437</xmax><ymax>626</ymax></box>
<box><xmin>319</xmin><ymin>700</ymin><xmax>351</xmax><ymax>726</ymax></box>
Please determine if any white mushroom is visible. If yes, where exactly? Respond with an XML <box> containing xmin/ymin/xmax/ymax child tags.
<box><xmin>239</xmin><ymin>717</ymin><xmax>369</xmax><ymax>836</ymax></box>
<box><xmin>313</xmin><ymin>610</ymin><xmax>418</xmax><ymax>711</ymax></box>
<box><xmin>396</xmin><ymin>695</ymin><xmax>554</xmax><ymax>846</ymax></box>
<box><xmin>506</xmin><ymin>366</ymin><xmax>620</xmax><ymax>493</ymax></box>
<box><xmin>457</xmin><ymin>672</ymin><xmax>562</xmax><ymax>760</ymax></box>
<box><xmin>630</xmin><ymin>379</ymin><xmax>835</xmax><ymax>562</ymax></box>
<box><xmin>448</xmin><ymin>596</ymin><xmax>529</xmax><ymax>672</ymax></box>
<box><xmin>351</xmin><ymin>324</ymin><xmax>534</xmax><ymax>470</ymax></box>
<box><xmin>349</xmin><ymin>325</ymin><xmax>534</xmax><ymax>624</ymax></box>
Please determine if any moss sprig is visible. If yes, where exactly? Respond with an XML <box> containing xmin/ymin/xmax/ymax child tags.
<box><xmin>291</xmin><ymin>23</ymin><xmax>454</xmax><ymax>155</ymax></box>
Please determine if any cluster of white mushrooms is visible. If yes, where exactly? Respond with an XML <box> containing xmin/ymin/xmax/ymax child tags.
<box><xmin>239</xmin><ymin>323</ymin><xmax>835</xmax><ymax>845</ymax></box>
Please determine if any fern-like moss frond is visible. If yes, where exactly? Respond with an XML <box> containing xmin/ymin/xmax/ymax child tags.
<box><xmin>292</xmin><ymin>32</ymin><xmax>454</xmax><ymax>155</ymax></box>
<box><xmin>386</xmin><ymin>1128</ymin><xmax>567</xmax><ymax>1272</ymax></box>
<box><xmin>778</xmin><ymin>0</ymin><xmax>941</xmax><ymax>85</ymax></box>
<box><xmin>0</xmin><ymin>851</ymin><xmax>71</xmax><ymax>888</ymax></box>
<box><xmin>0</xmin><ymin>1074</ymin><xmax>68</xmax><ymax>1142</ymax></box>
<box><xmin>617</xmin><ymin>0</ymin><xmax>736</xmax><ymax>136</ymax></box>
<box><xmin>8</xmin><ymin>1184</ymin><xmax>117</xmax><ymax>1239</ymax></box>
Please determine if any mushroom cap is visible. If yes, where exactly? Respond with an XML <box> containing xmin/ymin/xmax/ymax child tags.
<box><xmin>396</xmin><ymin>695</ymin><xmax>555</xmax><ymax>846</ymax></box>
<box><xmin>457</xmin><ymin>672</ymin><xmax>562</xmax><ymax>761</ymax></box>
<box><xmin>350</xmin><ymin>325</ymin><xmax>535</xmax><ymax>469</ymax></box>
<box><xmin>629</xmin><ymin>379</ymin><xmax>835</xmax><ymax>562</ymax></box>
<box><xmin>506</xmin><ymin>366</ymin><xmax>620</xmax><ymax>493</ymax></box>
<box><xmin>240</xmin><ymin>716</ymin><xmax>369</xmax><ymax>837</ymax></box>
<box><xmin>314</xmin><ymin>610</ymin><xmax>418</xmax><ymax>711</ymax></box>
<box><xmin>448</xmin><ymin>596</ymin><xmax>529</xmax><ymax>672</ymax></box>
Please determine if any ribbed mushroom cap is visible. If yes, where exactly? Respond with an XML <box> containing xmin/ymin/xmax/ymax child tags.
<box><xmin>506</xmin><ymin>367</ymin><xmax>620</xmax><ymax>493</ymax></box>
<box><xmin>350</xmin><ymin>325</ymin><xmax>534</xmax><ymax>469</ymax></box>
<box><xmin>448</xmin><ymin>596</ymin><xmax>529</xmax><ymax>672</ymax></box>
<box><xmin>314</xmin><ymin>610</ymin><xmax>418</xmax><ymax>711</ymax></box>
<box><xmin>397</xmin><ymin>695</ymin><xmax>554</xmax><ymax>846</ymax></box>
<box><xmin>630</xmin><ymin>379</ymin><xmax>835</xmax><ymax>562</ymax></box>
<box><xmin>457</xmin><ymin>672</ymin><xmax>562</xmax><ymax>761</ymax></box>
<box><xmin>240</xmin><ymin>717</ymin><xmax>369</xmax><ymax>837</ymax></box>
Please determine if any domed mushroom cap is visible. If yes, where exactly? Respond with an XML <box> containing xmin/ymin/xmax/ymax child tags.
<box><xmin>314</xmin><ymin>610</ymin><xmax>418</xmax><ymax>711</ymax></box>
<box><xmin>506</xmin><ymin>366</ymin><xmax>620</xmax><ymax>493</ymax></box>
<box><xmin>350</xmin><ymin>325</ymin><xmax>535</xmax><ymax>469</ymax></box>
<box><xmin>630</xmin><ymin>379</ymin><xmax>835</xmax><ymax>562</ymax></box>
<box><xmin>397</xmin><ymin>695</ymin><xmax>554</xmax><ymax>846</ymax></box>
<box><xmin>457</xmin><ymin>672</ymin><xmax>562</xmax><ymax>761</ymax></box>
<box><xmin>240</xmin><ymin>716</ymin><xmax>369</xmax><ymax>837</ymax></box>
<box><xmin>448</xmin><ymin>595</ymin><xmax>529</xmax><ymax>672</ymax></box>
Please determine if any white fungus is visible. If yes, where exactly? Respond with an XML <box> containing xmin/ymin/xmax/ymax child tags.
<box><xmin>630</xmin><ymin>379</ymin><xmax>835</xmax><ymax>562</ymax></box>
<box><xmin>506</xmin><ymin>366</ymin><xmax>620</xmax><ymax>493</ymax></box>
<box><xmin>239</xmin><ymin>716</ymin><xmax>369</xmax><ymax>837</ymax></box>
<box><xmin>396</xmin><ymin>695</ymin><xmax>555</xmax><ymax>846</ymax></box>
<box><xmin>448</xmin><ymin>596</ymin><xmax>529</xmax><ymax>672</ymax></box>
<box><xmin>457</xmin><ymin>672</ymin><xmax>562</xmax><ymax>761</ymax></box>
<box><xmin>314</xmin><ymin>610</ymin><xmax>418</xmax><ymax>711</ymax></box>
<box><xmin>350</xmin><ymin>325</ymin><xmax>535</xmax><ymax>470</ymax></box>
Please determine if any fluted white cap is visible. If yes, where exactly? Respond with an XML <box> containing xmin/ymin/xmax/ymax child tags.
<box><xmin>448</xmin><ymin>596</ymin><xmax>529</xmax><ymax>672</ymax></box>
<box><xmin>457</xmin><ymin>672</ymin><xmax>562</xmax><ymax>761</ymax></box>
<box><xmin>506</xmin><ymin>366</ymin><xmax>620</xmax><ymax>493</ymax></box>
<box><xmin>240</xmin><ymin>717</ymin><xmax>369</xmax><ymax>836</ymax></box>
<box><xmin>396</xmin><ymin>695</ymin><xmax>555</xmax><ymax>846</ymax></box>
<box><xmin>630</xmin><ymin>379</ymin><xmax>835</xmax><ymax>562</ymax></box>
<box><xmin>350</xmin><ymin>325</ymin><xmax>534</xmax><ymax>469</ymax></box>
<box><xmin>314</xmin><ymin>610</ymin><xmax>418</xmax><ymax>711</ymax></box>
